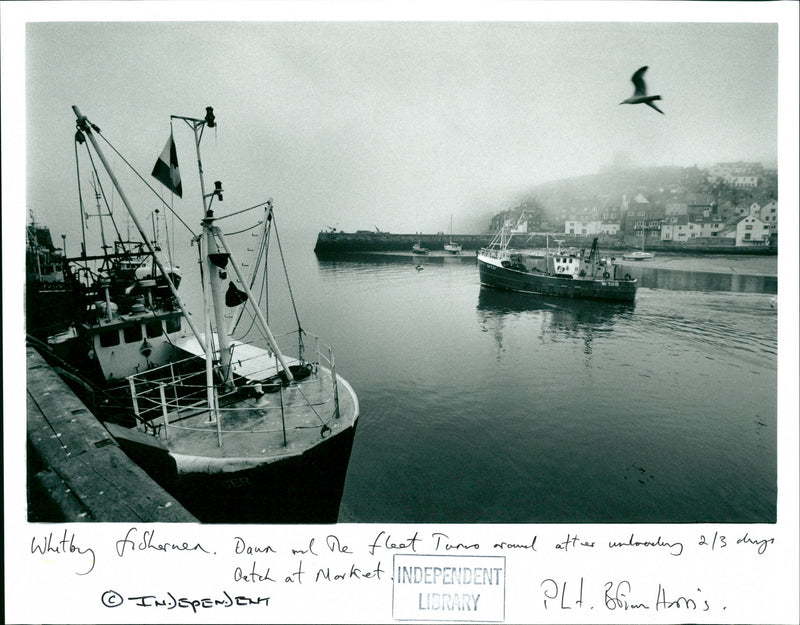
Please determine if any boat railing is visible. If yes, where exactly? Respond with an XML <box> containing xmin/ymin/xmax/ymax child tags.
<box><xmin>126</xmin><ymin>330</ymin><xmax>342</xmax><ymax>445</ymax></box>
<box><xmin>479</xmin><ymin>246</ymin><xmax>512</xmax><ymax>259</ymax></box>
<box><xmin>258</xmin><ymin>331</ymin><xmax>342</xmax><ymax>425</ymax></box>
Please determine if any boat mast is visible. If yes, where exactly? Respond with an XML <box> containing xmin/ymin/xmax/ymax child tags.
<box><xmin>87</xmin><ymin>173</ymin><xmax>110</xmax><ymax>258</ymax></box>
<box><xmin>174</xmin><ymin>109</ymin><xmax>295</xmax><ymax>384</ymax></box>
<box><xmin>27</xmin><ymin>213</ymin><xmax>43</xmax><ymax>279</ymax></box>
<box><xmin>71</xmin><ymin>105</ymin><xmax>206</xmax><ymax>350</ymax></box>
<box><xmin>171</xmin><ymin>109</ymin><xmax>236</xmax><ymax>386</ymax></box>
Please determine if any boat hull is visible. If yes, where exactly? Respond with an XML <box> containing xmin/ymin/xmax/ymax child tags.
<box><xmin>164</xmin><ymin>421</ymin><xmax>358</xmax><ymax>524</ymax></box>
<box><xmin>30</xmin><ymin>336</ymin><xmax>361</xmax><ymax>524</ymax></box>
<box><xmin>623</xmin><ymin>252</ymin><xmax>655</xmax><ymax>261</ymax></box>
<box><xmin>123</xmin><ymin>363</ymin><xmax>359</xmax><ymax>524</ymax></box>
<box><xmin>478</xmin><ymin>256</ymin><xmax>637</xmax><ymax>302</ymax></box>
<box><xmin>25</xmin><ymin>282</ymin><xmax>75</xmax><ymax>339</ymax></box>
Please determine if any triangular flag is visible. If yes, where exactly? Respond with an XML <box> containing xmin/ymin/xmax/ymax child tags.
<box><xmin>151</xmin><ymin>131</ymin><xmax>182</xmax><ymax>197</ymax></box>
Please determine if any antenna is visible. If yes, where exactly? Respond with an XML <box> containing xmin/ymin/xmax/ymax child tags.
<box><xmin>85</xmin><ymin>172</ymin><xmax>111</xmax><ymax>258</ymax></box>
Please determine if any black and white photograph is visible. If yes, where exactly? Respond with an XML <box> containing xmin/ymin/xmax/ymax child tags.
<box><xmin>4</xmin><ymin>2</ymin><xmax>798</xmax><ymax>623</ymax></box>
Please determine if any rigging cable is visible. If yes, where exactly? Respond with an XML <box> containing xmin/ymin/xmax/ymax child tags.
<box><xmin>164</xmin><ymin>196</ymin><xmax>174</xmax><ymax>267</ymax></box>
<box><xmin>214</xmin><ymin>199</ymin><xmax>273</xmax><ymax>222</ymax></box>
<box><xmin>271</xmin><ymin>210</ymin><xmax>306</xmax><ymax>362</ymax></box>
<box><xmin>81</xmin><ymin>144</ymin><xmax>125</xmax><ymax>253</ymax></box>
<box><xmin>231</xmin><ymin>212</ymin><xmax>270</xmax><ymax>340</ymax></box>
<box><xmin>94</xmin><ymin>129</ymin><xmax>197</xmax><ymax>238</ymax></box>
<box><xmin>73</xmin><ymin>138</ymin><xmax>88</xmax><ymax>262</ymax></box>
<box><xmin>272</xmin><ymin>211</ymin><xmax>302</xmax><ymax>331</ymax></box>
<box><xmin>223</xmin><ymin>220</ymin><xmax>264</xmax><ymax>237</ymax></box>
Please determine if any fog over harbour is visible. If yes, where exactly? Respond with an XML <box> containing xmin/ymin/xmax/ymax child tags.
<box><xmin>16</xmin><ymin>9</ymin><xmax>782</xmax><ymax>245</ymax></box>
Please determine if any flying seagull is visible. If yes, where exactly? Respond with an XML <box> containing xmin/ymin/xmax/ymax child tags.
<box><xmin>620</xmin><ymin>66</ymin><xmax>664</xmax><ymax>114</ymax></box>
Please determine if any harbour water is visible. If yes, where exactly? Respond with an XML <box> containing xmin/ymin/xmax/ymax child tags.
<box><xmin>179</xmin><ymin>237</ymin><xmax>778</xmax><ymax>524</ymax></box>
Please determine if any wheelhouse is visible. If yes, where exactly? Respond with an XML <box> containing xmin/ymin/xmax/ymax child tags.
<box><xmin>88</xmin><ymin>310</ymin><xmax>184</xmax><ymax>381</ymax></box>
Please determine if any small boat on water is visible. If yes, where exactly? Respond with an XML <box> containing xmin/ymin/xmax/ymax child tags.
<box><xmin>28</xmin><ymin>106</ymin><xmax>359</xmax><ymax>523</ymax></box>
<box><xmin>623</xmin><ymin>230</ymin><xmax>655</xmax><ymax>261</ymax></box>
<box><xmin>444</xmin><ymin>215</ymin><xmax>462</xmax><ymax>254</ymax></box>
<box><xmin>412</xmin><ymin>242</ymin><xmax>430</xmax><ymax>255</ymax></box>
<box><xmin>477</xmin><ymin>224</ymin><xmax>637</xmax><ymax>302</ymax></box>
<box><xmin>622</xmin><ymin>250</ymin><xmax>655</xmax><ymax>261</ymax></box>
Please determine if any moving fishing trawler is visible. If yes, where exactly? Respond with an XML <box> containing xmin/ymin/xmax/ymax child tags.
<box><xmin>28</xmin><ymin>106</ymin><xmax>359</xmax><ymax>523</ymax></box>
<box><xmin>477</xmin><ymin>224</ymin><xmax>637</xmax><ymax>302</ymax></box>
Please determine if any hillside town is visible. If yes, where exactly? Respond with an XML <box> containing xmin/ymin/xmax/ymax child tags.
<box><xmin>491</xmin><ymin>161</ymin><xmax>778</xmax><ymax>249</ymax></box>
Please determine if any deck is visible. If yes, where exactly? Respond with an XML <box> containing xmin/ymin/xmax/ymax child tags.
<box><xmin>143</xmin><ymin>367</ymin><xmax>359</xmax><ymax>473</ymax></box>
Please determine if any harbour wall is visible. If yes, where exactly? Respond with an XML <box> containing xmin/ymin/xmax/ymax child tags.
<box><xmin>314</xmin><ymin>231</ymin><xmax>777</xmax><ymax>255</ymax></box>
<box><xmin>26</xmin><ymin>345</ymin><xmax>197</xmax><ymax>523</ymax></box>
<box><xmin>315</xmin><ymin>231</ymin><xmax>493</xmax><ymax>253</ymax></box>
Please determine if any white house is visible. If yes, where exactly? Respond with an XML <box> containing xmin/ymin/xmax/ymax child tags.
<box><xmin>709</xmin><ymin>161</ymin><xmax>764</xmax><ymax>181</ymax></box>
<box><xmin>565</xmin><ymin>219</ymin><xmax>603</xmax><ymax>235</ymax></box>
<box><xmin>759</xmin><ymin>200</ymin><xmax>778</xmax><ymax>232</ymax></box>
<box><xmin>720</xmin><ymin>215</ymin><xmax>770</xmax><ymax>246</ymax></box>
<box><xmin>747</xmin><ymin>202</ymin><xmax>762</xmax><ymax>218</ymax></box>
<box><xmin>661</xmin><ymin>215</ymin><xmax>690</xmax><ymax>242</ymax></box>
<box><xmin>599</xmin><ymin>221</ymin><xmax>620</xmax><ymax>235</ymax></box>
<box><xmin>726</xmin><ymin>175</ymin><xmax>760</xmax><ymax>188</ymax></box>
<box><xmin>663</xmin><ymin>217</ymin><xmax>723</xmax><ymax>241</ymax></box>
<box><xmin>664</xmin><ymin>201</ymin><xmax>689</xmax><ymax>216</ymax></box>
<box><xmin>690</xmin><ymin>218</ymin><xmax>725</xmax><ymax>238</ymax></box>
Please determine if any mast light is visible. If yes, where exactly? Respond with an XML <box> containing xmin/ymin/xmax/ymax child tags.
<box><xmin>205</xmin><ymin>180</ymin><xmax>224</xmax><ymax>202</ymax></box>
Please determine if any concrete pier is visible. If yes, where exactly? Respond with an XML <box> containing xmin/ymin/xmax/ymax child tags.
<box><xmin>26</xmin><ymin>346</ymin><xmax>197</xmax><ymax>522</ymax></box>
<box><xmin>314</xmin><ymin>231</ymin><xmax>493</xmax><ymax>253</ymax></box>
<box><xmin>313</xmin><ymin>230</ymin><xmax>776</xmax><ymax>255</ymax></box>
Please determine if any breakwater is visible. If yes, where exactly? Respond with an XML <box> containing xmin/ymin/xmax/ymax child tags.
<box><xmin>314</xmin><ymin>231</ymin><xmax>777</xmax><ymax>256</ymax></box>
<box><xmin>314</xmin><ymin>231</ymin><xmax>493</xmax><ymax>253</ymax></box>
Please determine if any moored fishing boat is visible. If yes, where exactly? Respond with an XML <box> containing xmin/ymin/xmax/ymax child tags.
<box><xmin>28</xmin><ymin>106</ymin><xmax>359</xmax><ymax>523</ymax></box>
<box><xmin>477</xmin><ymin>224</ymin><xmax>637</xmax><ymax>302</ymax></box>
<box><xmin>623</xmin><ymin>230</ymin><xmax>655</xmax><ymax>260</ymax></box>
<box><xmin>412</xmin><ymin>242</ymin><xmax>429</xmax><ymax>255</ymax></box>
<box><xmin>622</xmin><ymin>250</ymin><xmax>655</xmax><ymax>261</ymax></box>
<box><xmin>444</xmin><ymin>215</ymin><xmax>462</xmax><ymax>254</ymax></box>
<box><xmin>26</xmin><ymin>215</ymin><xmax>73</xmax><ymax>339</ymax></box>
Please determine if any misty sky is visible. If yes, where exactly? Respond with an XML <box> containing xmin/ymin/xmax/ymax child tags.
<box><xmin>8</xmin><ymin>4</ymin><xmax>791</xmax><ymax>246</ymax></box>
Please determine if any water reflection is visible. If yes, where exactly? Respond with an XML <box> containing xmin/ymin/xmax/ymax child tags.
<box><xmin>317</xmin><ymin>251</ymin><xmax>776</xmax><ymax>294</ymax></box>
<box><xmin>315</xmin><ymin>250</ymin><xmax>476</xmax><ymax>274</ymax></box>
<box><xmin>476</xmin><ymin>286</ymin><xmax>635</xmax><ymax>363</ymax></box>
<box><xmin>632</xmin><ymin>265</ymin><xmax>777</xmax><ymax>293</ymax></box>
<box><xmin>310</xmin><ymin>248</ymin><xmax>775</xmax><ymax>523</ymax></box>
<box><xmin>476</xmin><ymin>285</ymin><xmax>635</xmax><ymax>317</ymax></box>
